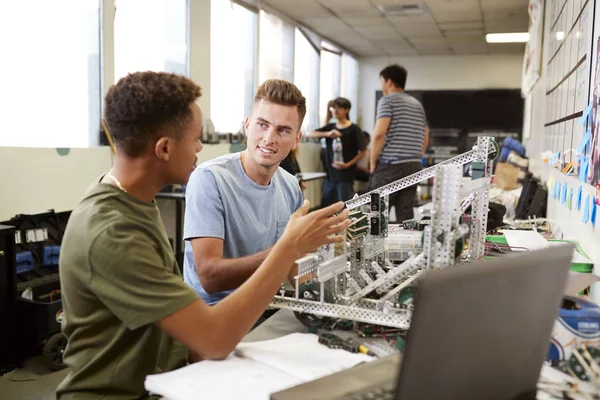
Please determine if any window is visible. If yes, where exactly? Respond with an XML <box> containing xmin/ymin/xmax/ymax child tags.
<box><xmin>258</xmin><ymin>10</ymin><xmax>295</xmax><ymax>84</ymax></box>
<box><xmin>341</xmin><ymin>53</ymin><xmax>359</xmax><ymax>123</ymax></box>
<box><xmin>114</xmin><ymin>0</ymin><xmax>189</xmax><ymax>82</ymax></box>
<box><xmin>293</xmin><ymin>29</ymin><xmax>320</xmax><ymax>132</ymax></box>
<box><xmin>0</xmin><ymin>0</ymin><xmax>101</xmax><ymax>147</ymax></box>
<box><xmin>319</xmin><ymin>46</ymin><xmax>341</xmax><ymax>126</ymax></box>
<box><xmin>210</xmin><ymin>0</ymin><xmax>257</xmax><ymax>133</ymax></box>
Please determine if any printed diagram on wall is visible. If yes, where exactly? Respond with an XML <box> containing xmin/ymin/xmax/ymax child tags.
<box><xmin>592</xmin><ymin>38</ymin><xmax>600</xmax><ymax>204</ymax></box>
<box><xmin>544</xmin><ymin>0</ymin><xmax>592</xmax><ymax>167</ymax></box>
<box><xmin>522</xmin><ymin>0</ymin><xmax>544</xmax><ymax>96</ymax></box>
<box><xmin>596</xmin><ymin>37</ymin><xmax>600</xmax><ymax>189</ymax></box>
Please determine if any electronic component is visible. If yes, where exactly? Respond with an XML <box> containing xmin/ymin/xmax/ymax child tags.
<box><xmin>471</xmin><ymin>162</ymin><xmax>485</xmax><ymax>179</ymax></box>
<box><xmin>402</xmin><ymin>218</ymin><xmax>430</xmax><ymax>231</ymax></box>
<box><xmin>370</xmin><ymin>193</ymin><xmax>381</xmax><ymax>236</ymax></box>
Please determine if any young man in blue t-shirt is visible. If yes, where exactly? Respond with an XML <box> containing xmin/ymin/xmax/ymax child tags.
<box><xmin>183</xmin><ymin>79</ymin><xmax>305</xmax><ymax>305</ymax></box>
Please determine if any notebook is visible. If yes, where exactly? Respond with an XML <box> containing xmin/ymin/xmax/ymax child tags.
<box><xmin>144</xmin><ymin>333</ymin><xmax>374</xmax><ymax>400</ymax></box>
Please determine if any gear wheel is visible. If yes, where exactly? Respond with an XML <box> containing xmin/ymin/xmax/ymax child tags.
<box><xmin>294</xmin><ymin>281</ymin><xmax>334</xmax><ymax>330</ymax></box>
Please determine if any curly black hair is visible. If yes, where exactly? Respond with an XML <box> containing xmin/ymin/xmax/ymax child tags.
<box><xmin>104</xmin><ymin>71</ymin><xmax>202</xmax><ymax>157</ymax></box>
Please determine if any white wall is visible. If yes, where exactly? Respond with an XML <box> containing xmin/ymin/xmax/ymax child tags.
<box><xmin>0</xmin><ymin>147</ymin><xmax>113</xmax><ymax>221</ymax></box>
<box><xmin>358</xmin><ymin>54</ymin><xmax>524</xmax><ymax>131</ymax></box>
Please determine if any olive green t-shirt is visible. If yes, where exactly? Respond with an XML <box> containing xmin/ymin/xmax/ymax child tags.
<box><xmin>56</xmin><ymin>181</ymin><xmax>199</xmax><ymax>399</ymax></box>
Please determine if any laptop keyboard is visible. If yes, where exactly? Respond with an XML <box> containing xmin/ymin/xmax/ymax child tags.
<box><xmin>342</xmin><ymin>386</ymin><xmax>395</xmax><ymax>400</ymax></box>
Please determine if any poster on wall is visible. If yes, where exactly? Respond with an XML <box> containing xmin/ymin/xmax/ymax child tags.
<box><xmin>522</xmin><ymin>0</ymin><xmax>544</xmax><ymax>96</ymax></box>
<box><xmin>592</xmin><ymin>37</ymin><xmax>600</xmax><ymax>204</ymax></box>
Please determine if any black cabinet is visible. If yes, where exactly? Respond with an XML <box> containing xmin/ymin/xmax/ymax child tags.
<box><xmin>0</xmin><ymin>224</ymin><xmax>18</xmax><ymax>374</ymax></box>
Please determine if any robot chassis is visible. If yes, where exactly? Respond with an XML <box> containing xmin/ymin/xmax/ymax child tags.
<box><xmin>270</xmin><ymin>137</ymin><xmax>498</xmax><ymax>330</ymax></box>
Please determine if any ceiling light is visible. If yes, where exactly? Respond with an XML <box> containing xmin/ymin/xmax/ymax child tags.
<box><xmin>485</xmin><ymin>32</ymin><xmax>529</xmax><ymax>43</ymax></box>
<box><xmin>376</xmin><ymin>3</ymin><xmax>425</xmax><ymax>16</ymax></box>
<box><xmin>556</xmin><ymin>31</ymin><xmax>564</xmax><ymax>41</ymax></box>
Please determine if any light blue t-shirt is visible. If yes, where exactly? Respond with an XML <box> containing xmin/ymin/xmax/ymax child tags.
<box><xmin>183</xmin><ymin>152</ymin><xmax>303</xmax><ymax>305</ymax></box>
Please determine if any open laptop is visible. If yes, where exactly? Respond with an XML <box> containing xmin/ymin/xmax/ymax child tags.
<box><xmin>271</xmin><ymin>244</ymin><xmax>574</xmax><ymax>400</ymax></box>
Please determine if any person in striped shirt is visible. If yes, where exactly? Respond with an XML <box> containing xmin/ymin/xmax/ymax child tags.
<box><xmin>369</xmin><ymin>64</ymin><xmax>429</xmax><ymax>222</ymax></box>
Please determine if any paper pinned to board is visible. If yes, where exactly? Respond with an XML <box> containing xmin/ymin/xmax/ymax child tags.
<box><xmin>582</xmin><ymin>195</ymin><xmax>590</xmax><ymax>223</ymax></box>
<box><xmin>576</xmin><ymin>128</ymin><xmax>592</xmax><ymax>154</ymax></box>
<box><xmin>560</xmin><ymin>182</ymin><xmax>568</xmax><ymax>206</ymax></box>
<box><xmin>576</xmin><ymin>186</ymin><xmax>583</xmax><ymax>210</ymax></box>
<box><xmin>549</xmin><ymin>150</ymin><xmax>560</xmax><ymax>166</ymax></box>
<box><xmin>578</xmin><ymin>102</ymin><xmax>593</xmax><ymax>125</ymax></box>
<box><xmin>591</xmin><ymin>197</ymin><xmax>597</xmax><ymax>225</ymax></box>
<box><xmin>579</xmin><ymin>157</ymin><xmax>589</xmax><ymax>183</ymax></box>
<box><xmin>567</xmin><ymin>187</ymin><xmax>573</xmax><ymax>209</ymax></box>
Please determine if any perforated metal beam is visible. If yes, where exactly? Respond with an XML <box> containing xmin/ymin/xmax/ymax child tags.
<box><xmin>270</xmin><ymin>297</ymin><xmax>411</xmax><ymax>329</ymax></box>
<box><xmin>345</xmin><ymin>149</ymin><xmax>480</xmax><ymax>210</ymax></box>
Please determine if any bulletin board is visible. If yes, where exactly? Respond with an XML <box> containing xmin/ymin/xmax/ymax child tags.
<box><xmin>543</xmin><ymin>0</ymin><xmax>600</xmax><ymax>213</ymax></box>
<box><xmin>544</xmin><ymin>0</ymin><xmax>593</xmax><ymax>166</ymax></box>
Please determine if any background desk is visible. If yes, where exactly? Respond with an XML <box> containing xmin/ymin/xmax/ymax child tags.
<box><xmin>155</xmin><ymin>192</ymin><xmax>185</xmax><ymax>268</ymax></box>
<box><xmin>244</xmin><ymin>309</ymin><xmax>381</xmax><ymax>346</ymax></box>
<box><xmin>300</xmin><ymin>172</ymin><xmax>326</xmax><ymax>182</ymax></box>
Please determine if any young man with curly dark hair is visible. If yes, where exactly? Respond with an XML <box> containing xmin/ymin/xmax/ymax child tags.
<box><xmin>183</xmin><ymin>79</ymin><xmax>311</xmax><ymax>306</ymax></box>
<box><xmin>56</xmin><ymin>71</ymin><xmax>349</xmax><ymax>399</ymax></box>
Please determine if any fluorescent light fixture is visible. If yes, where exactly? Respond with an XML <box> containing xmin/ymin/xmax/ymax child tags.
<box><xmin>485</xmin><ymin>32</ymin><xmax>529</xmax><ymax>43</ymax></box>
<box><xmin>556</xmin><ymin>31</ymin><xmax>564</xmax><ymax>41</ymax></box>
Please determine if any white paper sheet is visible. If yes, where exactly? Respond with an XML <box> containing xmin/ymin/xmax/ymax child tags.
<box><xmin>145</xmin><ymin>355</ymin><xmax>301</xmax><ymax>400</ymax></box>
<box><xmin>236</xmin><ymin>333</ymin><xmax>373</xmax><ymax>382</ymax></box>
<box><xmin>144</xmin><ymin>333</ymin><xmax>374</xmax><ymax>400</ymax></box>
<box><xmin>503</xmin><ymin>230</ymin><xmax>592</xmax><ymax>264</ymax></box>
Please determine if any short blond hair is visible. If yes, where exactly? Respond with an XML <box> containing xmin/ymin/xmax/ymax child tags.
<box><xmin>254</xmin><ymin>79</ymin><xmax>306</xmax><ymax>129</ymax></box>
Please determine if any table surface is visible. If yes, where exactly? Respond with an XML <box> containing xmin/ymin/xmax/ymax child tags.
<box><xmin>244</xmin><ymin>309</ymin><xmax>387</xmax><ymax>348</ymax></box>
<box><xmin>299</xmin><ymin>172</ymin><xmax>326</xmax><ymax>182</ymax></box>
<box><xmin>155</xmin><ymin>191</ymin><xmax>186</xmax><ymax>199</ymax></box>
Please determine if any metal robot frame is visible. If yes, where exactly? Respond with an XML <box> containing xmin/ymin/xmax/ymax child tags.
<box><xmin>270</xmin><ymin>137</ymin><xmax>497</xmax><ymax>329</ymax></box>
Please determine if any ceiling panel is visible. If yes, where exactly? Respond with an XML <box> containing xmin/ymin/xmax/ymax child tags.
<box><xmin>330</xmin><ymin>33</ymin><xmax>375</xmax><ymax>48</ymax></box>
<box><xmin>485</xmin><ymin>18</ymin><xmax>529</xmax><ymax>33</ymax></box>
<box><xmin>487</xmin><ymin>43</ymin><xmax>527</xmax><ymax>54</ymax></box>
<box><xmin>354</xmin><ymin>24</ymin><xmax>400</xmax><ymax>40</ymax></box>
<box><xmin>425</xmin><ymin>0</ymin><xmax>480</xmax><ymax>13</ymax></box>
<box><xmin>318</xmin><ymin>0</ymin><xmax>373</xmax><ymax>6</ymax></box>
<box><xmin>480</xmin><ymin>0</ymin><xmax>528</xmax><ymax>12</ymax></box>
<box><xmin>419</xmin><ymin>47</ymin><xmax>453</xmax><ymax>55</ymax></box>
<box><xmin>375</xmin><ymin>38</ymin><xmax>413</xmax><ymax>48</ymax></box>
<box><xmin>438</xmin><ymin>21</ymin><xmax>483</xmax><ymax>31</ymax></box>
<box><xmin>387</xmin><ymin>13</ymin><xmax>436</xmax><ymax>25</ymax></box>
<box><xmin>333</xmin><ymin>5</ymin><xmax>383</xmax><ymax>17</ymax></box>
<box><xmin>447</xmin><ymin>36</ymin><xmax>486</xmax><ymax>45</ymax></box>
<box><xmin>411</xmin><ymin>37</ymin><xmax>450</xmax><ymax>45</ymax></box>
<box><xmin>341</xmin><ymin>16</ymin><xmax>388</xmax><ymax>26</ymax></box>
<box><xmin>452</xmin><ymin>46</ymin><xmax>488</xmax><ymax>55</ymax></box>
<box><xmin>431</xmin><ymin>10</ymin><xmax>482</xmax><ymax>23</ymax></box>
<box><xmin>238</xmin><ymin>0</ymin><xmax>529</xmax><ymax>56</ymax></box>
<box><xmin>398</xmin><ymin>26</ymin><xmax>443</xmax><ymax>39</ymax></box>
<box><xmin>483</xmin><ymin>10</ymin><xmax>528</xmax><ymax>21</ymax></box>
<box><xmin>444</xmin><ymin>28</ymin><xmax>485</xmax><ymax>37</ymax></box>
<box><xmin>386</xmin><ymin>48</ymin><xmax>420</xmax><ymax>56</ymax></box>
<box><xmin>349</xmin><ymin>45</ymin><xmax>388</xmax><ymax>56</ymax></box>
